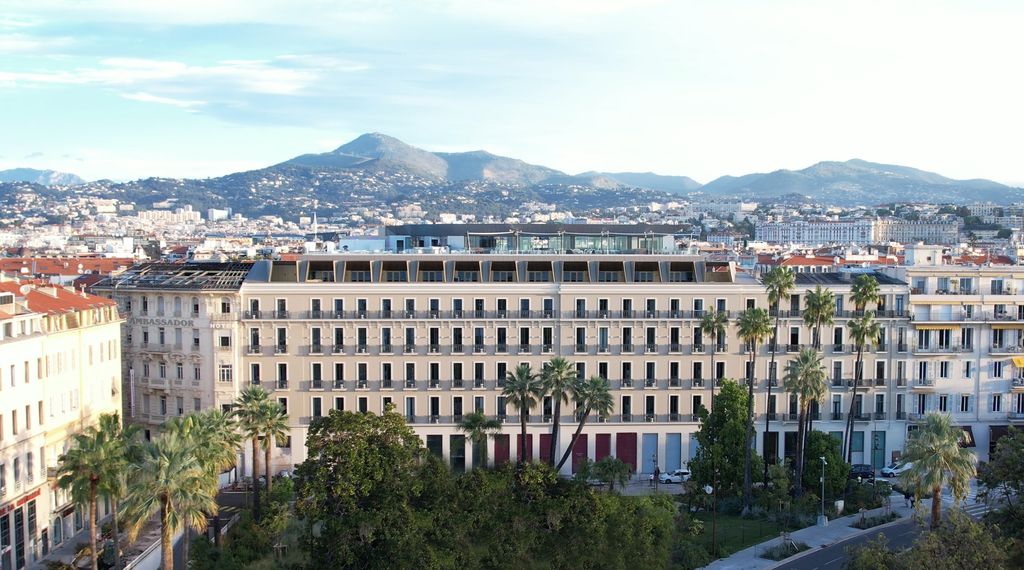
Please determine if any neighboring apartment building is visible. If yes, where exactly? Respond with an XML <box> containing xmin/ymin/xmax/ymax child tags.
<box><xmin>873</xmin><ymin>219</ymin><xmax>959</xmax><ymax>245</ymax></box>
<box><xmin>0</xmin><ymin>280</ymin><xmax>122</xmax><ymax>569</ymax></box>
<box><xmin>883</xmin><ymin>244</ymin><xmax>1024</xmax><ymax>457</ymax></box>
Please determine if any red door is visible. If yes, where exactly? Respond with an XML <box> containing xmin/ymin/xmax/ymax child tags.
<box><xmin>596</xmin><ymin>434</ymin><xmax>611</xmax><ymax>461</ymax></box>
<box><xmin>516</xmin><ymin>434</ymin><xmax>533</xmax><ymax>462</ymax></box>
<box><xmin>571</xmin><ymin>434</ymin><xmax>589</xmax><ymax>473</ymax></box>
<box><xmin>539</xmin><ymin>434</ymin><xmax>552</xmax><ymax>464</ymax></box>
<box><xmin>616</xmin><ymin>432</ymin><xmax>638</xmax><ymax>473</ymax></box>
<box><xmin>494</xmin><ymin>434</ymin><xmax>510</xmax><ymax>466</ymax></box>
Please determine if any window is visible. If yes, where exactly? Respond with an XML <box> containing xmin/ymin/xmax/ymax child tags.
<box><xmin>194</xmin><ymin>398</ymin><xmax>201</xmax><ymax>411</ymax></box>
<box><xmin>312</xmin><ymin>397</ymin><xmax>322</xmax><ymax>418</ymax></box>
<box><xmin>851</xmin><ymin>431</ymin><xmax>864</xmax><ymax>453</ymax></box>
<box><xmin>218</xmin><ymin>365</ymin><xmax>233</xmax><ymax>383</ymax></box>
<box><xmin>992</xmin><ymin>394</ymin><xmax>1002</xmax><ymax>412</ymax></box>
<box><xmin>959</xmin><ymin>395</ymin><xmax>971</xmax><ymax>413</ymax></box>
<box><xmin>250</xmin><ymin>363</ymin><xmax>261</xmax><ymax>385</ymax></box>
<box><xmin>220</xmin><ymin>298</ymin><xmax>231</xmax><ymax>314</ymax></box>
<box><xmin>994</xmin><ymin>362</ymin><xmax>1004</xmax><ymax>378</ymax></box>
<box><xmin>219</xmin><ymin>336</ymin><xmax>230</xmax><ymax>348</ymax></box>
<box><xmin>939</xmin><ymin>361</ymin><xmax>949</xmax><ymax>379</ymax></box>
<box><xmin>278</xmin><ymin>398</ymin><xmax>288</xmax><ymax>414</ymax></box>
<box><xmin>965</xmin><ymin>361</ymin><xmax>973</xmax><ymax>378</ymax></box>
<box><xmin>938</xmin><ymin>394</ymin><xmax>948</xmax><ymax>412</ymax></box>
<box><xmin>159</xmin><ymin>396</ymin><xmax>167</xmax><ymax>416</ymax></box>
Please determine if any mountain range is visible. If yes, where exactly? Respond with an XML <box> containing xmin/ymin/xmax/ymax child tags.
<box><xmin>2</xmin><ymin>134</ymin><xmax>1021</xmax><ymax>213</ymax></box>
<box><xmin>0</xmin><ymin>168</ymin><xmax>84</xmax><ymax>186</ymax></box>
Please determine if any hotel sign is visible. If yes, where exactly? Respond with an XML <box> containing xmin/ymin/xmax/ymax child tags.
<box><xmin>127</xmin><ymin>317</ymin><xmax>197</xmax><ymax>327</ymax></box>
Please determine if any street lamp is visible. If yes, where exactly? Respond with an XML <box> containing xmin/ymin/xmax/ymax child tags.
<box><xmin>819</xmin><ymin>457</ymin><xmax>828</xmax><ymax>526</ymax></box>
<box><xmin>704</xmin><ymin>482</ymin><xmax>716</xmax><ymax>557</ymax></box>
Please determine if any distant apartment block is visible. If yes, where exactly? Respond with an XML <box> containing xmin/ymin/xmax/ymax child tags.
<box><xmin>756</xmin><ymin>218</ymin><xmax>958</xmax><ymax>245</ymax></box>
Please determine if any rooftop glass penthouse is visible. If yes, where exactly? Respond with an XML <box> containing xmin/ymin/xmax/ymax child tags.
<box><xmin>383</xmin><ymin>223</ymin><xmax>690</xmax><ymax>254</ymax></box>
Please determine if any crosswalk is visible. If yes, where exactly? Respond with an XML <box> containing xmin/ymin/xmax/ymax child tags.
<box><xmin>938</xmin><ymin>488</ymin><xmax>992</xmax><ymax>518</ymax></box>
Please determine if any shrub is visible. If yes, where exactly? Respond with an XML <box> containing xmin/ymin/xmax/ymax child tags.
<box><xmin>760</xmin><ymin>540</ymin><xmax>809</xmax><ymax>561</ymax></box>
<box><xmin>851</xmin><ymin>512</ymin><xmax>900</xmax><ymax>529</ymax></box>
<box><xmin>671</xmin><ymin>539</ymin><xmax>713</xmax><ymax>570</ymax></box>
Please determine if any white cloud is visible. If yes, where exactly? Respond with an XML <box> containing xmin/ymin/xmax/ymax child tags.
<box><xmin>0</xmin><ymin>55</ymin><xmax>361</xmax><ymax>96</ymax></box>
<box><xmin>0</xmin><ymin>32</ymin><xmax>72</xmax><ymax>53</ymax></box>
<box><xmin>121</xmin><ymin>91</ymin><xmax>205</xmax><ymax>109</ymax></box>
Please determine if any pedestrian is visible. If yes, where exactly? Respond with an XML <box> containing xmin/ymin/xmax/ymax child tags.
<box><xmin>903</xmin><ymin>491</ymin><xmax>911</xmax><ymax>508</ymax></box>
<box><xmin>648</xmin><ymin>472</ymin><xmax>654</xmax><ymax>487</ymax></box>
<box><xmin>654</xmin><ymin>466</ymin><xmax>661</xmax><ymax>485</ymax></box>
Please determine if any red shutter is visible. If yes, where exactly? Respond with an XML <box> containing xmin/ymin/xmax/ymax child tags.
<box><xmin>539</xmin><ymin>434</ymin><xmax>552</xmax><ymax>464</ymax></box>
<box><xmin>494</xmin><ymin>434</ymin><xmax>510</xmax><ymax>466</ymax></box>
<box><xmin>571</xmin><ymin>434</ymin><xmax>589</xmax><ymax>473</ymax></box>
<box><xmin>516</xmin><ymin>434</ymin><xmax>534</xmax><ymax>462</ymax></box>
<box><xmin>616</xmin><ymin>432</ymin><xmax>638</xmax><ymax>473</ymax></box>
<box><xmin>595</xmin><ymin>433</ymin><xmax>612</xmax><ymax>461</ymax></box>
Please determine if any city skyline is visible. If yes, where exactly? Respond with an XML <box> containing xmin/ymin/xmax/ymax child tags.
<box><xmin>1</xmin><ymin>1</ymin><xmax>1023</xmax><ymax>185</ymax></box>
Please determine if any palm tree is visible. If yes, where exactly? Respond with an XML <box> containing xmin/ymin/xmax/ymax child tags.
<box><xmin>164</xmin><ymin>410</ymin><xmax>242</xmax><ymax>563</ymax></box>
<box><xmin>258</xmin><ymin>402</ymin><xmax>290</xmax><ymax>494</ymax></box>
<box><xmin>844</xmin><ymin>313</ymin><xmax>881</xmax><ymax>463</ymax></box>
<box><xmin>95</xmin><ymin>413</ymin><xmax>141</xmax><ymax>570</ymax></box>
<box><xmin>123</xmin><ymin>431</ymin><xmax>218</xmax><ymax>570</ymax></box>
<box><xmin>502</xmin><ymin>364</ymin><xmax>544</xmax><ymax>463</ymax></box>
<box><xmin>555</xmin><ymin>376</ymin><xmax>614</xmax><ymax>471</ymax></box>
<box><xmin>783</xmin><ymin>348</ymin><xmax>827</xmax><ymax>497</ymax></box>
<box><xmin>851</xmin><ymin>274</ymin><xmax>881</xmax><ymax>315</ymax></box>
<box><xmin>736</xmin><ymin>307</ymin><xmax>772</xmax><ymax>512</ymax></box>
<box><xmin>57</xmin><ymin>413</ymin><xmax>123</xmax><ymax>570</ymax></box>
<box><xmin>803</xmin><ymin>285</ymin><xmax>835</xmax><ymax>350</ymax></box>
<box><xmin>762</xmin><ymin>267</ymin><xmax>795</xmax><ymax>485</ymax></box>
<box><xmin>899</xmin><ymin>413</ymin><xmax>977</xmax><ymax>528</ymax></box>
<box><xmin>233</xmin><ymin>386</ymin><xmax>269</xmax><ymax>520</ymax></box>
<box><xmin>542</xmin><ymin>357</ymin><xmax>578</xmax><ymax>466</ymax></box>
<box><xmin>457</xmin><ymin>411</ymin><xmax>503</xmax><ymax>468</ymax></box>
<box><xmin>700</xmin><ymin>309</ymin><xmax>729</xmax><ymax>396</ymax></box>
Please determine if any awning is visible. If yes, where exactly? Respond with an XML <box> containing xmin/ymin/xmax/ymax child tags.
<box><xmin>1012</xmin><ymin>357</ymin><xmax>1024</xmax><ymax>368</ymax></box>
<box><xmin>959</xmin><ymin>425</ymin><xmax>976</xmax><ymax>448</ymax></box>
<box><xmin>913</xmin><ymin>324</ymin><xmax>960</xmax><ymax>330</ymax></box>
<box><xmin>992</xmin><ymin>324</ymin><xmax>1024</xmax><ymax>330</ymax></box>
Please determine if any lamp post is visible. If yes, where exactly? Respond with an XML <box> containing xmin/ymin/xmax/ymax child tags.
<box><xmin>704</xmin><ymin>481</ymin><xmax>716</xmax><ymax>557</ymax></box>
<box><xmin>819</xmin><ymin>456</ymin><xmax>828</xmax><ymax>526</ymax></box>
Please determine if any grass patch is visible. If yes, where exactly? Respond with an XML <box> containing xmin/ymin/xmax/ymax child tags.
<box><xmin>851</xmin><ymin>512</ymin><xmax>901</xmax><ymax>530</ymax></box>
<box><xmin>690</xmin><ymin>513</ymin><xmax>785</xmax><ymax>556</ymax></box>
<box><xmin>760</xmin><ymin>541</ymin><xmax>810</xmax><ymax>561</ymax></box>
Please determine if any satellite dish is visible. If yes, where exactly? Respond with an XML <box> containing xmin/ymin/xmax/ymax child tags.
<box><xmin>18</xmin><ymin>285</ymin><xmax>31</xmax><ymax>295</ymax></box>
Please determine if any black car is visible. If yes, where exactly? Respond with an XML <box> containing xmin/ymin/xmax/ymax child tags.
<box><xmin>849</xmin><ymin>464</ymin><xmax>874</xmax><ymax>479</ymax></box>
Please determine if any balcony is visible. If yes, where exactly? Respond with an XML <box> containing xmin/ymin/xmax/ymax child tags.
<box><xmin>272</xmin><ymin>310</ymin><xmax>290</xmax><ymax>319</ymax></box>
<box><xmin>691</xmin><ymin>344</ymin><xmax>706</xmax><ymax>354</ymax></box>
<box><xmin>690</xmin><ymin>378</ymin><xmax>703</xmax><ymax>388</ymax></box>
<box><xmin>852</xmin><ymin>413</ymin><xmax>872</xmax><ymax>422</ymax></box>
<box><xmin>645</xmin><ymin>343</ymin><xmax>658</xmax><ymax>354</ymax></box>
<box><xmin>380</xmin><ymin>344</ymin><xmax>393</xmax><ymax>354</ymax></box>
<box><xmin>357</xmin><ymin>380</ymin><xmax>368</xmax><ymax>389</ymax></box>
<box><xmin>274</xmin><ymin>344</ymin><xmax>288</xmax><ymax>354</ymax></box>
<box><xmin>622</xmin><ymin>343</ymin><xmax>635</xmax><ymax>353</ymax></box>
<box><xmin>311</xmin><ymin>379</ymin><xmax>323</xmax><ymax>390</ymax></box>
<box><xmin>453</xmin><ymin>379</ymin><xmax>464</xmax><ymax>389</ymax></box>
<box><xmin>247</xmin><ymin>345</ymin><xmax>262</xmax><ymax>355</ymax></box>
<box><xmin>670</xmin><ymin>343</ymin><xmax>683</xmax><ymax>353</ymax></box>
<box><xmin>542</xmin><ymin>344</ymin><xmax>553</xmax><ymax>353</ymax></box>
<box><xmin>644</xmin><ymin>378</ymin><xmax>657</xmax><ymax>388</ymax></box>
<box><xmin>308</xmin><ymin>344</ymin><xmax>323</xmax><ymax>355</ymax></box>
<box><xmin>276</xmin><ymin>379</ymin><xmax>288</xmax><ymax>390</ymax></box>
<box><xmin>913</xmin><ymin>344</ymin><xmax>972</xmax><ymax>354</ymax></box>
<box><xmin>496</xmin><ymin>343</ymin><xmax>508</xmax><ymax>353</ymax></box>
<box><xmin>404</xmin><ymin>344</ymin><xmax>417</xmax><ymax>354</ymax></box>
<box><xmin>333</xmin><ymin>380</ymin><xmax>345</xmax><ymax>390</ymax></box>
<box><xmin>621</xmin><ymin>413</ymin><xmax>633</xmax><ymax>422</ymax></box>
<box><xmin>911</xmin><ymin>377</ymin><xmax>936</xmax><ymax>390</ymax></box>
<box><xmin>621</xmin><ymin>379</ymin><xmax>633</xmax><ymax>389</ymax></box>
<box><xmin>1012</xmin><ymin>378</ymin><xmax>1024</xmax><ymax>391</ymax></box>
<box><xmin>1009</xmin><ymin>412</ymin><xmax>1024</xmax><ymax>422</ymax></box>
<box><xmin>519</xmin><ymin>343</ymin><xmax>531</xmax><ymax>353</ymax></box>
<box><xmin>669</xmin><ymin>378</ymin><xmax>682</xmax><ymax>388</ymax></box>
<box><xmin>713</xmin><ymin>344</ymin><xmax>728</xmax><ymax>354</ymax></box>
<box><xmin>405</xmin><ymin>380</ymin><xmax>416</xmax><ymax>389</ymax></box>
<box><xmin>429</xmin><ymin>344</ymin><xmax>441</xmax><ymax>354</ymax></box>
<box><xmin>243</xmin><ymin>310</ymin><xmax>263</xmax><ymax>319</ymax></box>
<box><xmin>474</xmin><ymin>344</ymin><xmax>486</xmax><ymax>354</ymax></box>
<box><xmin>873</xmin><ymin>412</ymin><xmax>887</xmax><ymax>420</ymax></box>
<box><xmin>830</xmin><ymin>412</ymin><xmax>844</xmax><ymax>421</ymax></box>
<box><xmin>474</xmin><ymin>379</ymin><xmax>486</xmax><ymax>389</ymax></box>
<box><xmin>990</xmin><ymin>344</ymin><xmax>1024</xmax><ymax>355</ymax></box>
<box><xmin>575</xmin><ymin>343</ymin><xmax>588</xmax><ymax>353</ymax></box>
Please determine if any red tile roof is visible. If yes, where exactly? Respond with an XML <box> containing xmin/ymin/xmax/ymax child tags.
<box><xmin>0</xmin><ymin>282</ymin><xmax>116</xmax><ymax>315</ymax></box>
<box><xmin>0</xmin><ymin>257</ymin><xmax>133</xmax><ymax>276</ymax></box>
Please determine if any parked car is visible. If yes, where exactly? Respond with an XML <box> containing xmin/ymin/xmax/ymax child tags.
<box><xmin>880</xmin><ymin>461</ymin><xmax>913</xmax><ymax>477</ymax></box>
<box><xmin>849</xmin><ymin>464</ymin><xmax>875</xmax><ymax>479</ymax></box>
<box><xmin>659</xmin><ymin>468</ymin><xmax>691</xmax><ymax>484</ymax></box>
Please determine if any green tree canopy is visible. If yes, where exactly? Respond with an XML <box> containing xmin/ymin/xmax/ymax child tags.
<box><xmin>801</xmin><ymin>431</ymin><xmax>850</xmax><ymax>500</ymax></box>
<box><xmin>689</xmin><ymin>380</ymin><xmax>762</xmax><ymax>498</ymax></box>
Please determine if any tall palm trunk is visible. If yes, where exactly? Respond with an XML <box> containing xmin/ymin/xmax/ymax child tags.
<box><xmin>763</xmin><ymin>314</ymin><xmax>780</xmax><ymax>486</ymax></box>
<box><xmin>265</xmin><ymin>437</ymin><xmax>273</xmax><ymax>494</ymax></box>
<box><xmin>548</xmin><ymin>399</ymin><xmax>561</xmax><ymax>466</ymax></box>
<box><xmin>111</xmin><ymin>497</ymin><xmax>121</xmax><ymax>570</ymax></box>
<box><xmin>160</xmin><ymin>496</ymin><xmax>172</xmax><ymax>570</ymax></box>
<box><xmin>89</xmin><ymin>483</ymin><xmax>99</xmax><ymax>570</ymax></box>
<box><xmin>708</xmin><ymin>332</ymin><xmax>716</xmax><ymax>402</ymax></box>
<box><xmin>519</xmin><ymin>409</ymin><xmax>528</xmax><ymax>463</ymax></box>
<box><xmin>251</xmin><ymin>436</ymin><xmax>261</xmax><ymax>521</ymax></box>
<box><xmin>555</xmin><ymin>408</ymin><xmax>591</xmax><ymax>471</ymax></box>
<box><xmin>931</xmin><ymin>485</ymin><xmax>942</xmax><ymax>528</ymax></box>
<box><xmin>844</xmin><ymin>345</ymin><xmax>864</xmax><ymax>463</ymax></box>
<box><xmin>742</xmin><ymin>348</ymin><xmax>757</xmax><ymax>512</ymax></box>
<box><xmin>794</xmin><ymin>405</ymin><xmax>807</xmax><ymax>497</ymax></box>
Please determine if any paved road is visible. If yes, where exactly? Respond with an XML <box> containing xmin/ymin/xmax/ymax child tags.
<box><xmin>776</xmin><ymin>517</ymin><xmax>920</xmax><ymax>570</ymax></box>
<box><xmin>776</xmin><ymin>486</ymin><xmax>992</xmax><ymax>570</ymax></box>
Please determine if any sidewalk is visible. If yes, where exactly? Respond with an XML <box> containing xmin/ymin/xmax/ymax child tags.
<box><xmin>704</xmin><ymin>493</ymin><xmax>915</xmax><ymax>570</ymax></box>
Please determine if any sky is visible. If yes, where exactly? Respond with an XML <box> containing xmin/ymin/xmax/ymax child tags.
<box><xmin>1</xmin><ymin>0</ymin><xmax>1023</xmax><ymax>185</ymax></box>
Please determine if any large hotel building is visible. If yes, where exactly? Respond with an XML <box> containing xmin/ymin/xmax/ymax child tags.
<box><xmin>94</xmin><ymin>225</ymin><xmax>1024</xmax><ymax>479</ymax></box>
